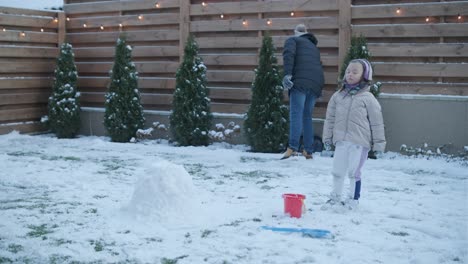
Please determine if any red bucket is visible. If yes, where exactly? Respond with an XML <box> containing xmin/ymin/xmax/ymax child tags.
<box><xmin>282</xmin><ymin>193</ymin><xmax>306</xmax><ymax>218</ymax></box>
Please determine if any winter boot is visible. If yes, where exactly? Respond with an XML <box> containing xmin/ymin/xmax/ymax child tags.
<box><xmin>302</xmin><ymin>150</ymin><xmax>313</xmax><ymax>159</ymax></box>
<box><xmin>320</xmin><ymin>194</ymin><xmax>340</xmax><ymax>211</ymax></box>
<box><xmin>281</xmin><ymin>148</ymin><xmax>297</xmax><ymax>160</ymax></box>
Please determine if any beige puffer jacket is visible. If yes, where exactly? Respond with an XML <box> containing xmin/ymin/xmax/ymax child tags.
<box><xmin>322</xmin><ymin>86</ymin><xmax>386</xmax><ymax>152</ymax></box>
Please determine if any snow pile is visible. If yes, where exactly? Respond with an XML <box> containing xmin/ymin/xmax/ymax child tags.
<box><xmin>123</xmin><ymin>160</ymin><xmax>202</xmax><ymax>226</ymax></box>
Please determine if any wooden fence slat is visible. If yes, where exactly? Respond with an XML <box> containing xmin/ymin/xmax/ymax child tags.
<box><xmin>67</xmin><ymin>30</ymin><xmax>179</xmax><ymax>43</ymax></box>
<box><xmin>369</xmin><ymin>43</ymin><xmax>468</xmax><ymax>57</ymax></box>
<box><xmin>0</xmin><ymin>77</ymin><xmax>53</xmax><ymax>89</ymax></box>
<box><xmin>200</xmin><ymin>54</ymin><xmax>338</xmax><ymax>67</ymax></box>
<box><xmin>0</xmin><ymin>62</ymin><xmax>56</xmax><ymax>73</ymax></box>
<box><xmin>0</xmin><ymin>13</ymin><xmax>58</xmax><ymax>28</ymax></box>
<box><xmin>381</xmin><ymin>82</ymin><xmax>468</xmax><ymax>96</ymax></box>
<box><xmin>196</xmin><ymin>35</ymin><xmax>339</xmax><ymax>49</ymax></box>
<box><xmin>64</xmin><ymin>0</ymin><xmax>180</xmax><ymax>14</ymax></box>
<box><xmin>190</xmin><ymin>0</ymin><xmax>339</xmax><ymax>16</ymax></box>
<box><xmin>75</xmin><ymin>62</ymin><xmax>179</xmax><ymax>74</ymax></box>
<box><xmin>0</xmin><ymin>93</ymin><xmax>49</xmax><ymax>106</ymax></box>
<box><xmin>0</xmin><ymin>31</ymin><xmax>58</xmax><ymax>44</ymax></box>
<box><xmin>191</xmin><ymin>17</ymin><xmax>339</xmax><ymax>32</ymax></box>
<box><xmin>0</xmin><ymin>107</ymin><xmax>46</xmax><ymax>122</ymax></box>
<box><xmin>209</xmin><ymin>87</ymin><xmax>252</xmax><ymax>101</ymax></box>
<box><xmin>73</xmin><ymin>46</ymin><xmax>179</xmax><ymax>58</ymax></box>
<box><xmin>67</xmin><ymin>13</ymin><xmax>179</xmax><ymax>29</ymax></box>
<box><xmin>0</xmin><ymin>6</ymin><xmax>57</xmax><ymax>17</ymax></box>
<box><xmin>0</xmin><ymin>46</ymin><xmax>58</xmax><ymax>58</ymax></box>
<box><xmin>353</xmin><ymin>23</ymin><xmax>468</xmax><ymax>38</ymax></box>
<box><xmin>373</xmin><ymin>63</ymin><xmax>468</xmax><ymax>78</ymax></box>
<box><xmin>0</xmin><ymin>122</ymin><xmax>45</xmax><ymax>134</ymax></box>
<box><xmin>352</xmin><ymin>1</ymin><xmax>468</xmax><ymax>19</ymax></box>
<box><xmin>77</xmin><ymin>76</ymin><xmax>176</xmax><ymax>89</ymax></box>
<box><xmin>80</xmin><ymin>92</ymin><xmax>173</xmax><ymax>105</ymax></box>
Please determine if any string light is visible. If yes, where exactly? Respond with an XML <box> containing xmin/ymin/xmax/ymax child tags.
<box><xmin>396</xmin><ymin>8</ymin><xmax>401</xmax><ymax>14</ymax></box>
<box><xmin>53</xmin><ymin>17</ymin><xmax>58</xmax><ymax>22</ymax></box>
<box><xmin>119</xmin><ymin>23</ymin><xmax>123</xmax><ymax>28</ymax></box>
<box><xmin>155</xmin><ymin>2</ymin><xmax>160</xmax><ymax>8</ymax></box>
<box><xmin>40</xmin><ymin>28</ymin><xmax>44</xmax><ymax>32</ymax></box>
<box><xmin>20</xmin><ymin>31</ymin><xmax>25</xmax><ymax>37</ymax></box>
<box><xmin>83</xmin><ymin>23</ymin><xmax>87</xmax><ymax>28</ymax></box>
<box><xmin>457</xmin><ymin>14</ymin><xmax>462</xmax><ymax>20</ymax></box>
<box><xmin>202</xmin><ymin>2</ymin><xmax>207</xmax><ymax>7</ymax></box>
<box><xmin>100</xmin><ymin>25</ymin><xmax>104</xmax><ymax>30</ymax></box>
<box><xmin>290</xmin><ymin>11</ymin><xmax>295</xmax><ymax>17</ymax></box>
<box><xmin>425</xmin><ymin>16</ymin><xmax>430</xmax><ymax>22</ymax></box>
<box><xmin>66</xmin><ymin>17</ymin><xmax>70</xmax><ymax>21</ymax></box>
<box><xmin>242</xmin><ymin>19</ymin><xmax>247</xmax><ymax>26</ymax></box>
<box><xmin>2</xmin><ymin>28</ymin><xmax>5</xmax><ymax>32</ymax></box>
<box><xmin>220</xmin><ymin>14</ymin><xmax>224</xmax><ymax>19</ymax></box>
<box><xmin>138</xmin><ymin>15</ymin><xmax>143</xmax><ymax>20</ymax></box>
<box><xmin>267</xmin><ymin>19</ymin><xmax>272</xmax><ymax>25</ymax></box>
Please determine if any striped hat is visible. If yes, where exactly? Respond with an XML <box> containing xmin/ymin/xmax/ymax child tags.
<box><xmin>351</xmin><ymin>59</ymin><xmax>373</xmax><ymax>81</ymax></box>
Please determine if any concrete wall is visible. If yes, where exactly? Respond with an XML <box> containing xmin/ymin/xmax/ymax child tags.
<box><xmin>80</xmin><ymin>94</ymin><xmax>468</xmax><ymax>153</ymax></box>
<box><xmin>378</xmin><ymin>94</ymin><xmax>468</xmax><ymax>153</ymax></box>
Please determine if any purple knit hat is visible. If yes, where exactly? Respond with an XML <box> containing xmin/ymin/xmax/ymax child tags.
<box><xmin>351</xmin><ymin>59</ymin><xmax>373</xmax><ymax>81</ymax></box>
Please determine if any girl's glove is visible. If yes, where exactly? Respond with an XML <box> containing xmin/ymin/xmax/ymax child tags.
<box><xmin>282</xmin><ymin>75</ymin><xmax>293</xmax><ymax>90</ymax></box>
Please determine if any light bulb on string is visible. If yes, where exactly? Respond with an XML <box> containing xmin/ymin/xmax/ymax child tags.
<box><xmin>66</xmin><ymin>17</ymin><xmax>70</xmax><ymax>21</ymax></box>
<box><xmin>2</xmin><ymin>28</ymin><xmax>6</xmax><ymax>32</ymax></box>
<box><xmin>267</xmin><ymin>19</ymin><xmax>272</xmax><ymax>25</ymax></box>
<box><xmin>396</xmin><ymin>8</ymin><xmax>401</xmax><ymax>14</ymax></box>
<box><xmin>83</xmin><ymin>23</ymin><xmax>87</xmax><ymax>28</ymax></box>
<box><xmin>138</xmin><ymin>15</ymin><xmax>143</xmax><ymax>20</ymax></box>
<box><xmin>119</xmin><ymin>23</ymin><xmax>123</xmax><ymax>28</ymax></box>
<box><xmin>40</xmin><ymin>28</ymin><xmax>44</xmax><ymax>32</ymax></box>
<box><xmin>220</xmin><ymin>14</ymin><xmax>224</xmax><ymax>19</ymax></box>
<box><xmin>457</xmin><ymin>14</ymin><xmax>462</xmax><ymax>20</ymax></box>
<box><xmin>155</xmin><ymin>2</ymin><xmax>160</xmax><ymax>8</ymax></box>
<box><xmin>290</xmin><ymin>11</ymin><xmax>295</xmax><ymax>17</ymax></box>
<box><xmin>20</xmin><ymin>31</ymin><xmax>26</xmax><ymax>37</ymax></box>
<box><xmin>202</xmin><ymin>2</ymin><xmax>207</xmax><ymax>7</ymax></box>
<box><xmin>53</xmin><ymin>17</ymin><xmax>58</xmax><ymax>22</ymax></box>
<box><xmin>242</xmin><ymin>19</ymin><xmax>247</xmax><ymax>26</ymax></box>
<box><xmin>425</xmin><ymin>16</ymin><xmax>430</xmax><ymax>22</ymax></box>
<box><xmin>100</xmin><ymin>25</ymin><xmax>104</xmax><ymax>30</ymax></box>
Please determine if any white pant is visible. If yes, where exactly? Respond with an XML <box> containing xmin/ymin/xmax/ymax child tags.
<box><xmin>331</xmin><ymin>141</ymin><xmax>369</xmax><ymax>200</ymax></box>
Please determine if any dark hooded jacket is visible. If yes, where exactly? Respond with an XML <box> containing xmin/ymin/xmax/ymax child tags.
<box><xmin>282</xmin><ymin>33</ymin><xmax>324</xmax><ymax>97</ymax></box>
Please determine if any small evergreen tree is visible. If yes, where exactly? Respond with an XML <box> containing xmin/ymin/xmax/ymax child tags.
<box><xmin>47</xmin><ymin>43</ymin><xmax>81</xmax><ymax>138</ymax></box>
<box><xmin>104</xmin><ymin>37</ymin><xmax>145</xmax><ymax>142</ymax></box>
<box><xmin>244</xmin><ymin>33</ymin><xmax>288</xmax><ymax>153</ymax></box>
<box><xmin>339</xmin><ymin>35</ymin><xmax>381</xmax><ymax>97</ymax></box>
<box><xmin>170</xmin><ymin>34</ymin><xmax>212</xmax><ymax>146</ymax></box>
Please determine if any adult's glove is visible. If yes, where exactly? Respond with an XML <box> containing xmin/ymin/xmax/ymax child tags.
<box><xmin>321</xmin><ymin>142</ymin><xmax>333</xmax><ymax>157</ymax></box>
<box><xmin>324</xmin><ymin>142</ymin><xmax>332</xmax><ymax>151</ymax></box>
<box><xmin>282</xmin><ymin>75</ymin><xmax>293</xmax><ymax>90</ymax></box>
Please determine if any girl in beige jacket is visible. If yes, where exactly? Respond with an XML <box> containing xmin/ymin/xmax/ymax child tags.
<box><xmin>322</xmin><ymin>59</ymin><xmax>386</xmax><ymax>211</ymax></box>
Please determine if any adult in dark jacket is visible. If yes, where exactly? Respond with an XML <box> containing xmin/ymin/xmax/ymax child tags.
<box><xmin>281</xmin><ymin>24</ymin><xmax>325</xmax><ymax>159</ymax></box>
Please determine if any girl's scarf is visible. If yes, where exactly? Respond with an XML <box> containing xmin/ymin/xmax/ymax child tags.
<box><xmin>343</xmin><ymin>80</ymin><xmax>367</xmax><ymax>96</ymax></box>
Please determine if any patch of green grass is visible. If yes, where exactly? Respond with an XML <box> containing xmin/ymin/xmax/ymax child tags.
<box><xmin>201</xmin><ymin>229</ymin><xmax>215</xmax><ymax>238</ymax></box>
<box><xmin>0</xmin><ymin>256</ymin><xmax>13</xmax><ymax>263</ymax></box>
<box><xmin>6</xmin><ymin>244</ymin><xmax>23</xmax><ymax>253</ymax></box>
<box><xmin>231</xmin><ymin>170</ymin><xmax>282</xmax><ymax>180</ymax></box>
<box><xmin>240</xmin><ymin>156</ymin><xmax>269</xmax><ymax>163</ymax></box>
<box><xmin>161</xmin><ymin>255</ymin><xmax>188</xmax><ymax>264</ymax></box>
<box><xmin>84</xmin><ymin>208</ymin><xmax>98</xmax><ymax>214</ymax></box>
<box><xmin>26</xmin><ymin>224</ymin><xmax>54</xmax><ymax>238</ymax></box>
<box><xmin>49</xmin><ymin>254</ymin><xmax>72</xmax><ymax>264</ymax></box>
<box><xmin>54</xmin><ymin>238</ymin><xmax>73</xmax><ymax>246</ymax></box>
<box><xmin>6</xmin><ymin>151</ymin><xmax>42</xmax><ymax>157</ymax></box>
<box><xmin>41</xmin><ymin>155</ymin><xmax>81</xmax><ymax>162</ymax></box>
<box><xmin>390</xmin><ymin>231</ymin><xmax>409</xmax><ymax>236</ymax></box>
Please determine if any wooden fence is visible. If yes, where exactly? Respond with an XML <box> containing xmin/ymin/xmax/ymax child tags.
<box><xmin>0</xmin><ymin>6</ymin><xmax>64</xmax><ymax>134</ymax></box>
<box><xmin>0</xmin><ymin>0</ymin><xmax>467</xmax><ymax>135</ymax></box>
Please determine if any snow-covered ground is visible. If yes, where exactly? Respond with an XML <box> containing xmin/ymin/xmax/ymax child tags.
<box><xmin>0</xmin><ymin>132</ymin><xmax>467</xmax><ymax>263</ymax></box>
<box><xmin>0</xmin><ymin>0</ymin><xmax>62</xmax><ymax>10</ymax></box>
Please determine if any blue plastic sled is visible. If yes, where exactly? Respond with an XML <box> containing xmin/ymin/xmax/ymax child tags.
<box><xmin>261</xmin><ymin>226</ymin><xmax>332</xmax><ymax>238</ymax></box>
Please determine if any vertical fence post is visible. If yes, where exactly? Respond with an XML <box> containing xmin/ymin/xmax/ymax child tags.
<box><xmin>58</xmin><ymin>11</ymin><xmax>66</xmax><ymax>46</ymax></box>
<box><xmin>338</xmin><ymin>0</ymin><xmax>351</xmax><ymax>75</ymax></box>
<box><xmin>179</xmin><ymin>0</ymin><xmax>190</xmax><ymax>63</ymax></box>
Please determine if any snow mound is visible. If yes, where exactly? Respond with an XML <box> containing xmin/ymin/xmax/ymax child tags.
<box><xmin>123</xmin><ymin>160</ymin><xmax>202</xmax><ymax>226</ymax></box>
